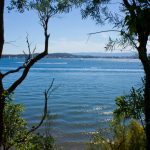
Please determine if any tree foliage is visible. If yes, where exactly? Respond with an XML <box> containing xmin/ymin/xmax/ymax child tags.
<box><xmin>80</xmin><ymin>0</ymin><xmax>150</xmax><ymax>51</ymax></box>
<box><xmin>81</xmin><ymin>0</ymin><xmax>110</xmax><ymax>24</ymax></box>
<box><xmin>114</xmin><ymin>87</ymin><xmax>144</xmax><ymax>124</ymax></box>
<box><xmin>2</xmin><ymin>96</ymin><xmax>55</xmax><ymax>150</ymax></box>
<box><xmin>87</xmin><ymin>119</ymin><xmax>146</xmax><ymax>150</ymax></box>
<box><xmin>87</xmin><ymin>81</ymin><xmax>146</xmax><ymax>150</ymax></box>
<box><xmin>8</xmin><ymin>0</ymin><xmax>76</xmax><ymax>13</ymax></box>
<box><xmin>81</xmin><ymin>1</ymin><xmax>150</xmax><ymax>149</ymax></box>
<box><xmin>87</xmin><ymin>84</ymin><xmax>146</xmax><ymax>150</ymax></box>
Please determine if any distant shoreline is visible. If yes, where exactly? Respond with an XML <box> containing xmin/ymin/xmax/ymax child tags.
<box><xmin>2</xmin><ymin>53</ymin><xmax>138</xmax><ymax>59</ymax></box>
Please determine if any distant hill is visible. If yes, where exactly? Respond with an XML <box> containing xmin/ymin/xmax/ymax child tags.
<box><xmin>73</xmin><ymin>52</ymin><xmax>138</xmax><ymax>58</ymax></box>
<box><xmin>2</xmin><ymin>53</ymin><xmax>95</xmax><ymax>58</ymax></box>
<box><xmin>2</xmin><ymin>52</ymin><xmax>138</xmax><ymax>59</ymax></box>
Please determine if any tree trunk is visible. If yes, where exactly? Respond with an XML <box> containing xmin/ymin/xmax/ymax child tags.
<box><xmin>0</xmin><ymin>0</ymin><xmax>5</xmax><ymax>147</ymax></box>
<box><xmin>138</xmin><ymin>46</ymin><xmax>150</xmax><ymax>150</ymax></box>
<box><xmin>145</xmin><ymin>73</ymin><xmax>150</xmax><ymax>150</ymax></box>
<box><xmin>0</xmin><ymin>99</ymin><xmax>4</xmax><ymax>148</ymax></box>
<box><xmin>0</xmin><ymin>79</ymin><xmax>5</xmax><ymax>147</ymax></box>
<box><xmin>0</xmin><ymin>0</ymin><xmax>4</xmax><ymax>58</ymax></box>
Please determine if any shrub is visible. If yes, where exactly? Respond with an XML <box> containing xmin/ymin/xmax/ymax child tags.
<box><xmin>87</xmin><ymin>84</ymin><xmax>146</xmax><ymax>150</ymax></box>
<box><xmin>2</xmin><ymin>97</ymin><xmax>55</xmax><ymax>150</ymax></box>
<box><xmin>87</xmin><ymin>119</ymin><xmax>146</xmax><ymax>150</ymax></box>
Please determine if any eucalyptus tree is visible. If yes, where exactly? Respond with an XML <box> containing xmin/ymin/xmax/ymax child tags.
<box><xmin>80</xmin><ymin>0</ymin><xmax>150</xmax><ymax>149</ymax></box>
<box><xmin>0</xmin><ymin>0</ymin><xmax>72</xmax><ymax>147</ymax></box>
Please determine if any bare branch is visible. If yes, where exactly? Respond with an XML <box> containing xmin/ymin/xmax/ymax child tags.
<box><xmin>32</xmin><ymin>46</ymin><xmax>36</xmax><ymax>56</ymax></box>
<box><xmin>11</xmin><ymin>79</ymin><xmax>55</xmax><ymax>145</ymax></box>
<box><xmin>2</xmin><ymin>66</ymin><xmax>25</xmax><ymax>78</ymax></box>
<box><xmin>7</xmin><ymin>26</ymin><xmax>50</xmax><ymax>94</ymax></box>
<box><xmin>23</xmin><ymin>34</ymin><xmax>36</xmax><ymax>64</ymax></box>
<box><xmin>47</xmin><ymin>78</ymin><xmax>55</xmax><ymax>96</ymax></box>
<box><xmin>5</xmin><ymin>40</ymin><xmax>16</xmax><ymax>43</ymax></box>
<box><xmin>2</xmin><ymin>35</ymin><xmax>37</xmax><ymax>79</ymax></box>
<box><xmin>88</xmin><ymin>29</ymin><xmax>138</xmax><ymax>49</ymax></box>
<box><xmin>27</xmin><ymin>79</ymin><xmax>54</xmax><ymax>134</ymax></box>
<box><xmin>88</xmin><ymin>29</ymin><xmax>120</xmax><ymax>35</ymax></box>
<box><xmin>7</xmin><ymin>43</ymin><xmax>49</xmax><ymax>94</ymax></box>
<box><xmin>26</xmin><ymin>33</ymin><xmax>32</xmax><ymax>60</ymax></box>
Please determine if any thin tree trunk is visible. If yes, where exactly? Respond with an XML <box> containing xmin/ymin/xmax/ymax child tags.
<box><xmin>145</xmin><ymin>74</ymin><xmax>150</xmax><ymax>150</ymax></box>
<box><xmin>0</xmin><ymin>99</ymin><xmax>4</xmax><ymax>147</ymax></box>
<box><xmin>0</xmin><ymin>0</ymin><xmax>5</xmax><ymax>147</ymax></box>
<box><xmin>138</xmin><ymin>46</ymin><xmax>150</xmax><ymax>150</ymax></box>
<box><xmin>0</xmin><ymin>79</ymin><xmax>5</xmax><ymax>147</ymax></box>
<box><xmin>0</xmin><ymin>0</ymin><xmax>4</xmax><ymax>58</ymax></box>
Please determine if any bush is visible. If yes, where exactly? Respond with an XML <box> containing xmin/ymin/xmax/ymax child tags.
<box><xmin>87</xmin><ymin>119</ymin><xmax>146</xmax><ymax>150</ymax></box>
<box><xmin>2</xmin><ymin>98</ymin><xmax>55</xmax><ymax>150</ymax></box>
<box><xmin>87</xmin><ymin>84</ymin><xmax>146</xmax><ymax>150</ymax></box>
<box><xmin>114</xmin><ymin>87</ymin><xmax>144</xmax><ymax>125</ymax></box>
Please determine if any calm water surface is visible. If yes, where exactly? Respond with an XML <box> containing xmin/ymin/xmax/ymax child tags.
<box><xmin>0</xmin><ymin>58</ymin><xmax>143</xmax><ymax>149</ymax></box>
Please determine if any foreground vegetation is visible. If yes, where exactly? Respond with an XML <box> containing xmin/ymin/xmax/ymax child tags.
<box><xmin>87</xmin><ymin>119</ymin><xmax>145</xmax><ymax>150</ymax></box>
<box><xmin>87</xmin><ymin>83</ymin><xmax>146</xmax><ymax>150</ymax></box>
<box><xmin>2</xmin><ymin>95</ymin><xmax>56</xmax><ymax>150</ymax></box>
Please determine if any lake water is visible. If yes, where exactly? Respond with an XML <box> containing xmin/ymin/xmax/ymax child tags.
<box><xmin>0</xmin><ymin>58</ymin><xmax>143</xmax><ymax>149</ymax></box>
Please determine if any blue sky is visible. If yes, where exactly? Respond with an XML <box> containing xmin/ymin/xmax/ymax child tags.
<box><xmin>3</xmin><ymin>1</ymin><xmax>128</xmax><ymax>54</ymax></box>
